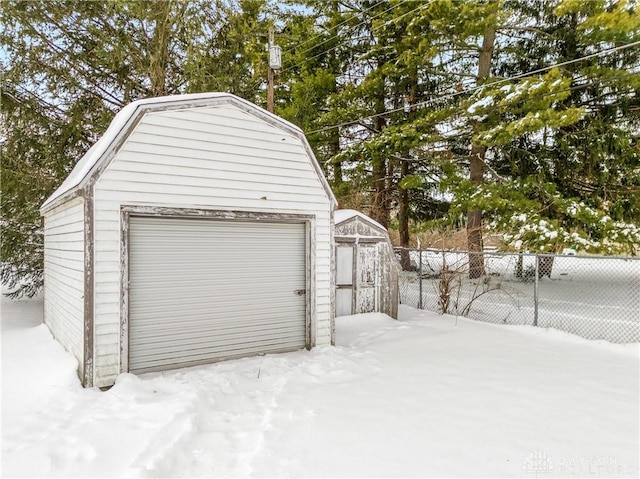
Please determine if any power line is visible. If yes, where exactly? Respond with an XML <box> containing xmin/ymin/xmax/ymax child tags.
<box><xmin>281</xmin><ymin>0</ymin><xmax>417</xmax><ymax>74</ymax></box>
<box><xmin>280</xmin><ymin>0</ymin><xmax>385</xmax><ymax>58</ymax></box>
<box><xmin>282</xmin><ymin>0</ymin><xmax>410</xmax><ymax>64</ymax></box>
<box><xmin>245</xmin><ymin>1</ymin><xmax>414</xmax><ymax>98</ymax></box>
<box><xmin>306</xmin><ymin>40</ymin><xmax>640</xmax><ymax>135</ymax></box>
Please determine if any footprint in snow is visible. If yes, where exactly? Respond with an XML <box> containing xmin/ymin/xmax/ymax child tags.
<box><xmin>48</xmin><ymin>435</ymin><xmax>97</xmax><ymax>468</ymax></box>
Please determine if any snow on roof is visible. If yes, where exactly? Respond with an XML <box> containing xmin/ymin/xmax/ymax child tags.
<box><xmin>41</xmin><ymin>92</ymin><xmax>306</xmax><ymax>211</ymax></box>
<box><xmin>334</xmin><ymin>209</ymin><xmax>387</xmax><ymax>231</ymax></box>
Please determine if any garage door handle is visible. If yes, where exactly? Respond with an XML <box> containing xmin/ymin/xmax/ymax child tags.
<box><xmin>294</xmin><ymin>289</ymin><xmax>306</xmax><ymax>296</ymax></box>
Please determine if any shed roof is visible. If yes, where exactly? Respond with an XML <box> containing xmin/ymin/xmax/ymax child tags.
<box><xmin>41</xmin><ymin>92</ymin><xmax>336</xmax><ymax>212</ymax></box>
<box><xmin>334</xmin><ymin>209</ymin><xmax>386</xmax><ymax>231</ymax></box>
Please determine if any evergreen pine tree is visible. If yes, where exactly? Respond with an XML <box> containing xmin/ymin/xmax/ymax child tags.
<box><xmin>1</xmin><ymin>0</ymin><xmax>268</xmax><ymax>297</ymax></box>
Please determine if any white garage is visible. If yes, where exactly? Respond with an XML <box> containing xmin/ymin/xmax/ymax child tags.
<box><xmin>41</xmin><ymin>93</ymin><xmax>336</xmax><ymax>388</ymax></box>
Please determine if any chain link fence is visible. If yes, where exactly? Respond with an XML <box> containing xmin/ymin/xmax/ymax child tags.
<box><xmin>395</xmin><ymin>248</ymin><xmax>640</xmax><ymax>343</ymax></box>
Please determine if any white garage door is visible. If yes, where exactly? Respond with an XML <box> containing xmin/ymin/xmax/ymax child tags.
<box><xmin>128</xmin><ymin>216</ymin><xmax>307</xmax><ymax>373</ymax></box>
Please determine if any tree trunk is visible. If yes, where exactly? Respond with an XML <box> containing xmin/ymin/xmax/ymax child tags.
<box><xmin>149</xmin><ymin>0</ymin><xmax>173</xmax><ymax>96</ymax></box>
<box><xmin>467</xmin><ymin>26</ymin><xmax>496</xmax><ymax>279</ymax></box>
<box><xmin>398</xmin><ymin>76</ymin><xmax>418</xmax><ymax>270</ymax></box>
<box><xmin>537</xmin><ymin>255</ymin><xmax>554</xmax><ymax>278</ymax></box>
<box><xmin>371</xmin><ymin>157</ymin><xmax>389</xmax><ymax>228</ymax></box>
<box><xmin>330</xmin><ymin>129</ymin><xmax>343</xmax><ymax>188</ymax></box>
<box><xmin>467</xmin><ymin>145</ymin><xmax>486</xmax><ymax>278</ymax></box>
<box><xmin>515</xmin><ymin>252</ymin><xmax>523</xmax><ymax>278</ymax></box>
<box><xmin>398</xmin><ymin>159</ymin><xmax>411</xmax><ymax>270</ymax></box>
<box><xmin>370</xmin><ymin>97</ymin><xmax>390</xmax><ymax>228</ymax></box>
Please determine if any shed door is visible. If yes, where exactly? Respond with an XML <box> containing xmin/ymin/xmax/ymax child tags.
<box><xmin>128</xmin><ymin>216</ymin><xmax>307</xmax><ymax>373</ymax></box>
<box><xmin>335</xmin><ymin>245</ymin><xmax>354</xmax><ymax>316</ymax></box>
<box><xmin>356</xmin><ymin>244</ymin><xmax>377</xmax><ymax>313</ymax></box>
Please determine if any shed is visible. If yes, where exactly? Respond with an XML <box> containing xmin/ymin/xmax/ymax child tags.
<box><xmin>40</xmin><ymin>93</ymin><xmax>337</xmax><ymax>388</ymax></box>
<box><xmin>334</xmin><ymin>210</ymin><xmax>400</xmax><ymax>319</ymax></box>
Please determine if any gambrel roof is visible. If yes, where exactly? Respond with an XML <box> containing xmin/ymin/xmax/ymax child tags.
<box><xmin>42</xmin><ymin>92</ymin><xmax>336</xmax><ymax>212</ymax></box>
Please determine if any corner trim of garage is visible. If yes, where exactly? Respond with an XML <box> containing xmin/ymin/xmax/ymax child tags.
<box><xmin>119</xmin><ymin>206</ymin><xmax>316</xmax><ymax>375</ymax></box>
<box><xmin>83</xmin><ymin>189</ymin><xmax>94</xmax><ymax>388</ymax></box>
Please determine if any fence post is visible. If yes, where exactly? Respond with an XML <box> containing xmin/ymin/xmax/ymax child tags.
<box><xmin>418</xmin><ymin>249</ymin><xmax>423</xmax><ymax>310</ymax></box>
<box><xmin>534</xmin><ymin>254</ymin><xmax>539</xmax><ymax>327</ymax></box>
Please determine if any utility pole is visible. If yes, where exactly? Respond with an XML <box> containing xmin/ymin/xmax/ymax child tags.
<box><xmin>266</xmin><ymin>25</ymin><xmax>282</xmax><ymax>113</ymax></box>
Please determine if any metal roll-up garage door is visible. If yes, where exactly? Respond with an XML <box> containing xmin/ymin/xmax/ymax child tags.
<box><xmin>128</xmin><ymin>216</ymin><xmax>307</xmax><ymax>373</ymax></box>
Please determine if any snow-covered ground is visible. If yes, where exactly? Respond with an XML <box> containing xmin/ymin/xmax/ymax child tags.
<box><xmin>1</xmin><ymin>294</ymin><xmax>639</xmax><ymax>478</ymax></box>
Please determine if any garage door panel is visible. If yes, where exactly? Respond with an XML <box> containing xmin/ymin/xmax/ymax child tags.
<box><xmin>130</xmin><ymin>302</ymin><xmax>306</xmax><ymax>321</ymax></box>
<box><xmin>133</xmin><ymin>325</ymin><xmax>307</xmax><ymax>352</ymax></box>
<box><xmin>132</xmin><ymin>286</ymin><xmax>305</xmax><ymax>296</ymax></box>
<box><xmin>134</xmin><ymin>334</ymin><xmax>307</xmax><ymax>359</ymax></box>
<box><xmin>134</xmin><ymin>326</ymin><xmax>307</xmax><ymax>347</ymax></box>
<box><xmin>128</xmin><ymin>216</ymin><xmax>308</xmax><ymax>373</ymax></box>
<box><xmin>130</xmin><ymin>292</ymin><xmax>306</xmax><ymax>309</ymax></box>
<box><xmin>136</xmin><ymin>330</ymin><xmax>307</xmax><ymax>354</ymax></box>
<box><xmin>134</xmin><ymin>341</ymin><xmax>306</xmax><ymax>373</ymax></box>
<box><xmin>130</xmin><ymin>308</ymin><xmax>307</xmax><ymax>333</ymax></box>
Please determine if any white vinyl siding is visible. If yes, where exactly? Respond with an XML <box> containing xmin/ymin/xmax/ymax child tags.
<box><xmin>43</xmin><ymin>198</ymin><xmax>85</xmax><ymax>376</ymax></box>
<box><xmin>92</xmin><ymin>104</ymin><xmax>332</xmax><ymax>387</ymax></box>
<box><xmin>128</xmin><ymin>217</ymin><xmax>307</xmax><ymax>373</ymax></box>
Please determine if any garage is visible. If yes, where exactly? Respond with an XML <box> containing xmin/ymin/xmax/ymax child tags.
<box><xmin>40</xmin><ymin>92</ymin><xmax>336</xmax><ymax>388</ymax></box>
